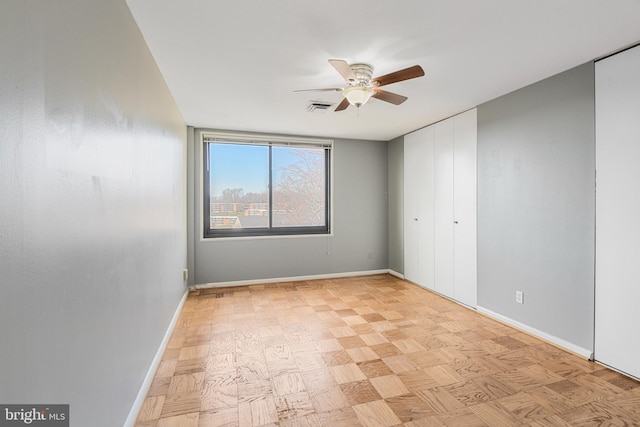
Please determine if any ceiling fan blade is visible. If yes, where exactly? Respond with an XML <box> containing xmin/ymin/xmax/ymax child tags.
<box><xmin>372</xmin><ymin>89</ymin><xmax>408</xmax><ymax>105</ymax></box>
<box><xmin>329</xmin><ymin>59</ymin><xmax>356</xmax><ymax>82</ymax></box>
<box><xmin>372</xmin><ymin>65</ymin><xmax>424</xmax><ymax>87</ymax></box>
<box><xmin>334</xmin><ymin>97</ymin><xmax>350</xmax><ymax>112</ymax></box>
<box><xmin>294</xmin><ymin>88</ymin><xmax>342</xmax><ymax>93</ymax></box>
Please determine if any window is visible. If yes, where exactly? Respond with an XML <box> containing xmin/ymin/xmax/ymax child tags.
<box><xmin>203</xmin><ymin>133</ymin><xmax>331</xmax><ymax>238</ymax></box>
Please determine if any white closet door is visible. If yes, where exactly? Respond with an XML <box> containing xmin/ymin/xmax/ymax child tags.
<box><xmin>435</xmin><ymin>118</ymin><xmax>455</xmax><ymax>297</ymax></box>
<box><xmin>419</xmin><ymin>126</ymin><xmax>436</xmax><ymax>290</ymax></box>
<box><xmin>453</xmin><ymin>109</ymin><xmax>477</xmax><ymax>307</ymax></box>
<box><xmin>595</xmin><ymin>45</ymin><xmax>640</xmax><ymax>379</ymax></box>
<box><xmin>404</xmin><ymin>131</ymin><xmax>421</xmax><ymax>284</ymax></box>
<box><xmin>404</xmin><ymin>126</ymin><xmax>435</xmax><ymax>289</ymax></box>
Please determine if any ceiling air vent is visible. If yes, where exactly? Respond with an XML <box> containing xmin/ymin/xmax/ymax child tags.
<box><xmin>306</xmin><ymin>100</ymin><xmax>334</xmax><ymax>113</ymax></box>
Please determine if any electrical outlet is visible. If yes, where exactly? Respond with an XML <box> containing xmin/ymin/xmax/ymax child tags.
<box><xmin>183</xmin><ymin>269</ymin><xmax>189</xmax><ymax>282</ymax></box>
<box><xmin>516</xmin><ymin>291</ymin><xmax>524</xmax><ymax>304</ymax></box>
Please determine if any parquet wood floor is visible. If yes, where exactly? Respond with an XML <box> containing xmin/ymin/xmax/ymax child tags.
<box><xmin>134</xmin><ymin>274</ymin><xmax>640</xmax><ymax>426</ymax></box>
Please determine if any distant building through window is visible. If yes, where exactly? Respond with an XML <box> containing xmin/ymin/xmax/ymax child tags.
<box><xmin>202</xmin><ymin>133</ymin><xmax>332</xmax><ymax>238</ymax></box>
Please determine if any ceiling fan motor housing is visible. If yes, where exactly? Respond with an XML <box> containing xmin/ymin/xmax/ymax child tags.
<box><xmin>349</xmin><ymin>63</ymin><xmax>374</xmax><ymax>86</ymax></box>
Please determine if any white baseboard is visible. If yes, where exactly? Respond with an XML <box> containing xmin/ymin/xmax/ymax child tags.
<box><xmin>191</xmin><ymin>269</ymin><xmax>392</xmax><ymax>290</ymax></box>
<box><xmin>388</xmin><ymin>269</ymin><xmax>404</xmax><ymax>279</ymax></box>
<box><xmin>123</xmin><ymin>289</ymin><xmax>189</xmax><ymax>427</ymax></box>
<box><xmin>476</xmin><ymin>305</ymin><xmax>593</xmax><ymax>360</ymax></box>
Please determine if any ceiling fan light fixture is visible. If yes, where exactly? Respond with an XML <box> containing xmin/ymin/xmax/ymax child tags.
<box><xmin>343</xmin><ymin>85</ymin><xmax>375</xmax><ymax>108</ymax></box>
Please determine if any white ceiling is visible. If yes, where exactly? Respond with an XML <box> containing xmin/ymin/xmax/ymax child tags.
<box><xmin>126</xmin><ymin>0</ymin><xmax>640</xmax><ymax>141</ymax></box>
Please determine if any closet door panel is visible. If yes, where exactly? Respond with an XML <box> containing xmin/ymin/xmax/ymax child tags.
<box><xmin>434</xmin><ymin>119</ymin><xmax>455</xmax><ymax>297</ymax></box>
<box><xmin>404</xmin><ymin>131</ymin><xmax>421</xmax><ymax>284</ymax></box>
<box><xmin>595</xmin><ymin>45</ymin><xmax>640</xmax><ymax>379</ymax></box>
<box><xmin>419</xmin><ymin>126</ymin><xmax>436</xmax><ymax>290</ymax></box>
<box><xmin>453</xmin><ymin>109</ymin><xmax>478</xmax><ymax>307</ymax></box>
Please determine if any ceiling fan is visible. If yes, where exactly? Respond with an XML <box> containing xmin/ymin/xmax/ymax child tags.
<box><xmin>296</xmin><ymin>59</ymin><xmax>425</xmax><ymax>112</ymax></box>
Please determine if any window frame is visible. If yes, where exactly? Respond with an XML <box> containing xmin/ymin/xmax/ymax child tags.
<box><xmin>201</xmin><ymin>132</ymin><xmax>332</xmax><ymax>239</ymax></box>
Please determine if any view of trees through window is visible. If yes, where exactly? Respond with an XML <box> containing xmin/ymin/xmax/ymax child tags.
<box><xmin>204</xmin><ymin>139</ymin><xmax>330</xmax><ymax>237</ymax></box>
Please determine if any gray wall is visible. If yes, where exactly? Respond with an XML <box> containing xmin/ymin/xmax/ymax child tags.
<box><xmin>192</xmin><ymin>130</ymin><xmax>388</xmax><ymax>284</ymax></box>
<box><xmin>0</xmin><ymin>1</ymin><xmax>187</xmax><ymax>426</ymax></box>
<box><xmin>477</xmin><ymin>63</ymin><xmax>595</xmax><ymax>352</ymax></box>
<box><xmin>387</xmin><ymin>136</ymin><xmax>404</xmax><ymax>275</ymax></box>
